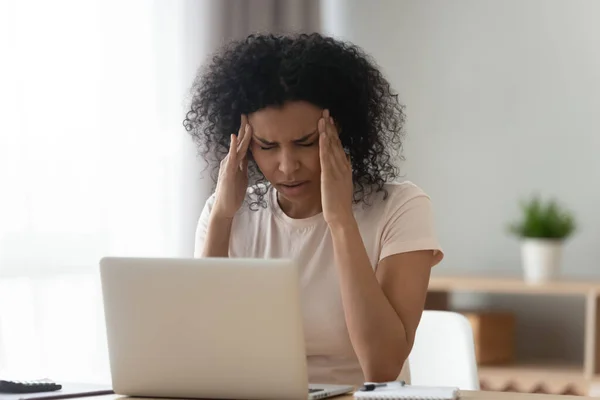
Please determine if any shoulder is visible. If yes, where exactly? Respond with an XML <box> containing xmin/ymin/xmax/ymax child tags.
<box><xmin>355</xmin><ymin>181</ymin><xmax>438</xmax><ymax>243</ymax></box>
<box><xmin>381</xmin><ymin>181</ymin><xmax>436</xmax><ymax>226</ymax></box>
<box><xmin>382</xmin><ymin>181</ymin><xmax>430</xmax><ymax>204</ymax></box>
<box><xmin>369</xmin><ymin>181</ymin><xmax>443</xmax><ymax>265</ymax></box>
<box><xmin>361</xmin><ymin>181</ymin><xmax>432</xmax><ymax>215</ymax></box>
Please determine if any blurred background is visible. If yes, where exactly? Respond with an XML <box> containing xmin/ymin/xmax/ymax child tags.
<box><xmin>0</xmin><ymin>0</ymin><xmax>599</xmax><ymax>396</ymax></box>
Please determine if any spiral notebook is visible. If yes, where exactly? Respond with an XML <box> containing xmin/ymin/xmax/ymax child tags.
<box><xmin>353</xmin><ymin>385</ymin><xmax>459</xmax><ymax>400</ymax></box>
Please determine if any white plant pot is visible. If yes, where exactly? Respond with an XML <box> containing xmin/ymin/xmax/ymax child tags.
<box><xmin>521</xmin><ymin>238</ymin><xmax>563</xmax><ymax>284</ymax></box>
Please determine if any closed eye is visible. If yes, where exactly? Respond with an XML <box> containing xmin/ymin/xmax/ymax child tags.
<box><xmin>297</xmin><ymin>141</ymin><xmax>316</xmax><ymax>147</ymax></box>
<box><xmin>253</xmin><ymin>139</ymin><xmax>276</xmax><ymax>150</ymax></box>
<box><xmin>256</xmin><ymin>142</ymin><xmax>316</xmax><ymax>150</ymax></box>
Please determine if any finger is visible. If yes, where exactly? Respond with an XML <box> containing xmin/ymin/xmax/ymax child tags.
<box><xmin>325</xmin><ymin>115</ymin><xmax>341</xmax><ymax>149</ymax></box>
<box><xmin>322</xmin><ymin>112</ymin><xmax>334</xmax><ymax>144</ymax></box>
<box><xmin>240</xmin><ymin>154</ymin><xmax>248</xmax><ymax>173</ymax></box>
<box><xmin>327</xmin><ymin>116</ymin><xmax>340</xmax><ymax>144</ymax></box>
<box><xmin>228</xmin><ymin>134</ymin><xmax>238</xmax><ymax>169</ymax></box>
<box><xmin>228</xmin><ymin>133</ymin><xmax>236</xmax><ymax>156</ymax></box>
<box><xmin>238</xmin><ymin>123</ymin><xmax>252</xmax><ymax>160</ymax></box>
<box><xmin>236</xmin><ymin>115</ymin><xmax>247</xmax><ymax>153</ymax></box>
<box><xmin>325</xmin><ymin>117</ymin><xmax>346</xmax><ymax>173</ymax></box>
<box><xmin>323</xmin><ymin>109</ymin><xmax>335</xmax><ymax>142</ymax></box>
<box><xmin>329</xmin><ymin>117</ymin><xmax>350</xmax><ymax>169</ymax></box>
<box><xmin>319</xmin><ymin>118</ymin><xmax>331</xmax><ymax>173</ymax></box>
<box><xmin>322</xmin><ymin>118</ymin><xmax>344</xmax><ymax>177</ymax></box>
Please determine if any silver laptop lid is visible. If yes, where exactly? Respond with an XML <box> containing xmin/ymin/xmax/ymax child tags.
<box><xmin>99</xmin><ymin>257</ymin><xmax>309</xmax><ymax>400</ymax></box>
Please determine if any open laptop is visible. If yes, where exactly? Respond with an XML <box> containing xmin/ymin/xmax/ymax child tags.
<box><xmin>99</xmin><ymin>257</ymin><xmax>353</xmax><ymax>400</ymax></box>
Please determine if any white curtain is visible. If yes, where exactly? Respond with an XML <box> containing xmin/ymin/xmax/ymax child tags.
<box><xmin>215</xmin><ymin>0</ymin><xmax>321</xmax><ymax>39</ymax></box>
<box><xmin>0</xmin><ymin>0</ymin><xmax>210</xmax><ymax>383</ymax></box>
<box><xmin>0</xmin><ymin>0</ymin><xmax>321</xmax><ymax>384</ymax></box>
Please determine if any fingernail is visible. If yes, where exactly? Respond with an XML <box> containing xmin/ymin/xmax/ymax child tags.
<box><xmin>324</xmin><ymin>109</ymin><xmax>330</xmax><ymax>118</ymax></box>
<box><xmin>245</xmin><ymin>124</ymin><xmax>250</xmax><ymax>134</ymax></box>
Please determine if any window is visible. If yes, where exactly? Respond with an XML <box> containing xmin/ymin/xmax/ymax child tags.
<box><xmin>0</xmin><ymin>0</ymin><xmax>206</xmax><ymax>382</ymax></box>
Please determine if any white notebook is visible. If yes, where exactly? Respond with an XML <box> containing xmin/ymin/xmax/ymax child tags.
<box><xmin>353</xmin><ymin>385</ymin><xmax>459</xmax><ymax>400</ymax></box>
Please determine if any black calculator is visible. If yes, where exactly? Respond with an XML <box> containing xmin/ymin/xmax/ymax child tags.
<box><xmin>0</xmin><ymin>380</ymin><xmax>62</xmax><ymax>394</ymax></box>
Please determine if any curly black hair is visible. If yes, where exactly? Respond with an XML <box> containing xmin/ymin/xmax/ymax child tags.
<box><xmin>183</xmin><ymin>32</ymin><xmax>405</xmax><ymax>209</ymax></box>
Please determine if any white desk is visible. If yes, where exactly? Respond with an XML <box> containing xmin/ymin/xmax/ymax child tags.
<box><xmin>89</xmin><ymin>390</ymin><xmax>592</xmax><ymax>400</ymax></box>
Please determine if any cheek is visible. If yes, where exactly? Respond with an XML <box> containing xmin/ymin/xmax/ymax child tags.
<box><xmin>302</xmin><ymin>147</ymin><xmax>321</xmax><ymax>173</ymax></box>
<box><xmin>250</xmin><ymin>150</ymin><xmax>271</xmax><ymax>174</ymax></box>
<box><xmin>250</xmin><ymin>146</ymin><xmax>278</xmax><ymax>180</ymax></box>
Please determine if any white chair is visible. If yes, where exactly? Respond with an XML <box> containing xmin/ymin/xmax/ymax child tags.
<box><xmin>408</xmin><ymin>310</ymin><xmax>480</xmax><ymax>390</ymax></box>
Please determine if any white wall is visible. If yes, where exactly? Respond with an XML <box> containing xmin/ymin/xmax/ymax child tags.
<box><xmin>323</xmin><ymin>0</ymin><xmax>600</xmax><ymax>362</ymax></box>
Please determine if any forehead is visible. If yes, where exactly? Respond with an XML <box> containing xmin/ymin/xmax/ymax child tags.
<box><xmin>248</xmin><ymin>101</ymin><xmax>322</xmax><ymax>139</ymax></box>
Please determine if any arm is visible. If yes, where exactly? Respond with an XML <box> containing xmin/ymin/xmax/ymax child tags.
<box><xmin>195</xmin><ymin>115</ymin><xmax>252</xmax><ymax>258</ymax></box>
<box><xmin>200</xmin><ymin>214</ymin><xmax>233</xmax><ymax>257</ymax></box>
<box><xmin>317</xmin><ymin>110</ymin><xmax>440</xmax><ymax>382</ymax></box>
<box><xmin>194</xmin><ymin>194</ymin><xmax>235</xmax><ymax>258</ymax></box>
<box><xmin>330</xmin><ymin>219</ymin><xmax>433</xmax><ymax>382</ymax></box>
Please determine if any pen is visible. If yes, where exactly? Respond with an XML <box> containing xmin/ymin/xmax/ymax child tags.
<box><xmin>359</xmin><ymin>381</ymin><xmax>406</xmax><ymax>391</ymax></box>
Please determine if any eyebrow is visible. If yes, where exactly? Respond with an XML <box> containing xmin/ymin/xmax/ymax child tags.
<box><xmin>253</xmin><ymin>130</ymin><xmax>319</xmax><ymax>146</ymax></box>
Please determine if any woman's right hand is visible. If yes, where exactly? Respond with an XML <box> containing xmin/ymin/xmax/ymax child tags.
<box><xmin>211</xmin><ymin>115</ymin><xmax>253</xmax><ymax>220</ymax></box>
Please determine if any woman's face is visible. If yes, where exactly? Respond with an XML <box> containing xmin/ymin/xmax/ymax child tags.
<box><xmin>248</xmin><ymin>101</ymin><xmax>323</xmax><ymax>216</ymax></box>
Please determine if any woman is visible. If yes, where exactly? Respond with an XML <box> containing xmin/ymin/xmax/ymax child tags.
<box><xmin>183</xmin><ymin>33</ymin><xmax>443</xmax><ymax>386</ymax></box>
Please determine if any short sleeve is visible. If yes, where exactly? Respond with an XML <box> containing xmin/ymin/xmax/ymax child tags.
<box><xmin>194</xmin><ymin>193</ymin><xmax>216</xmax><ymax>258</ymax></box>
<box><xmin>379</xmin><ymin>188</ymin><xmax>444</xmax><ymax>266</ymax></box>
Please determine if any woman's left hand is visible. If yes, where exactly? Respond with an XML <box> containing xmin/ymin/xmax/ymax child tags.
<box><xmin>319</xmin><ymin>109</ymin><xmax>354</xmax><ymax>228</ymax></box>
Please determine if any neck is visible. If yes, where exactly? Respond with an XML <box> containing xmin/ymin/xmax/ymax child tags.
<box><xmin>277</xmin><ymin>192</ymin><xmax>322</xmax><ymax>219</ymax></box>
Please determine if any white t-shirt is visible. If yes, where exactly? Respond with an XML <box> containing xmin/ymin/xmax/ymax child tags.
<box><xmin>194</xmin><ymin>181</ymin><xmax>444</xmax><ymax>386</ymax></box>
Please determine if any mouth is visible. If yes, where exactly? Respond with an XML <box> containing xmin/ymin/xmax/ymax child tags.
<box><xmin>279</xmin><ymin>181</ymin><xmax>308</xmax><ymax>188</ymax></box>
<box><xmin>276</xmin><ymin>181</ymin><xmax>309</xmax><ymax>196</ymax></box>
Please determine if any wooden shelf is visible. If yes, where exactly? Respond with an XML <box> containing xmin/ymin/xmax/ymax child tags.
<box><xmin>478</xmin><ymin>362</ymin><xmax>587</xmax><ymax>394</ymax></box>
<box><xmin>479</xmin><ymin>362</ymin><xmax>583</xmax><ymax>381</ymax></box>
<box><xmin>429</xmin><ymin>275</ymin><xmax>600</xmax><ymax>296</ymax></box>
<box><xmin>426</xmin><ymin>274</ymin><xmax>600</xmax><ymax>396</ymax></box>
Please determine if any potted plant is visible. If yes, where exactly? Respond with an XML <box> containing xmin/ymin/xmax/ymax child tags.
<box><xmin>509</xmin><ymin>195</ymin><xmax>576</xmax><ymax>284</ymax></box>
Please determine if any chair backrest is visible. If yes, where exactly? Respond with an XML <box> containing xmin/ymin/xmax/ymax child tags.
<box><xmin>408</xmin><ymin>310</ymin><xmax>480</xmax><ymax>390</ymax></box>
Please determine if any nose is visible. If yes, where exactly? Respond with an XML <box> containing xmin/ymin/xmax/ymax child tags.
<box><xmin>277</xmin><ymin>147</ymin><xmax>300</xmax><ymax>176</ymax></box>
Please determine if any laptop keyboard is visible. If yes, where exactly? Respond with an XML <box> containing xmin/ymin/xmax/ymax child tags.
<box><xmin>309</xmin><ymin>388</ymin><xmax>324</xmax><ymax>393</ymax></box>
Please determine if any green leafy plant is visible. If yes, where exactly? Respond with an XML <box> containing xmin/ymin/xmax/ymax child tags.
<box><xmin>509</xmin><ymin>195</ymin><xmax>576</xmax><ymax>239</ymax></box>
